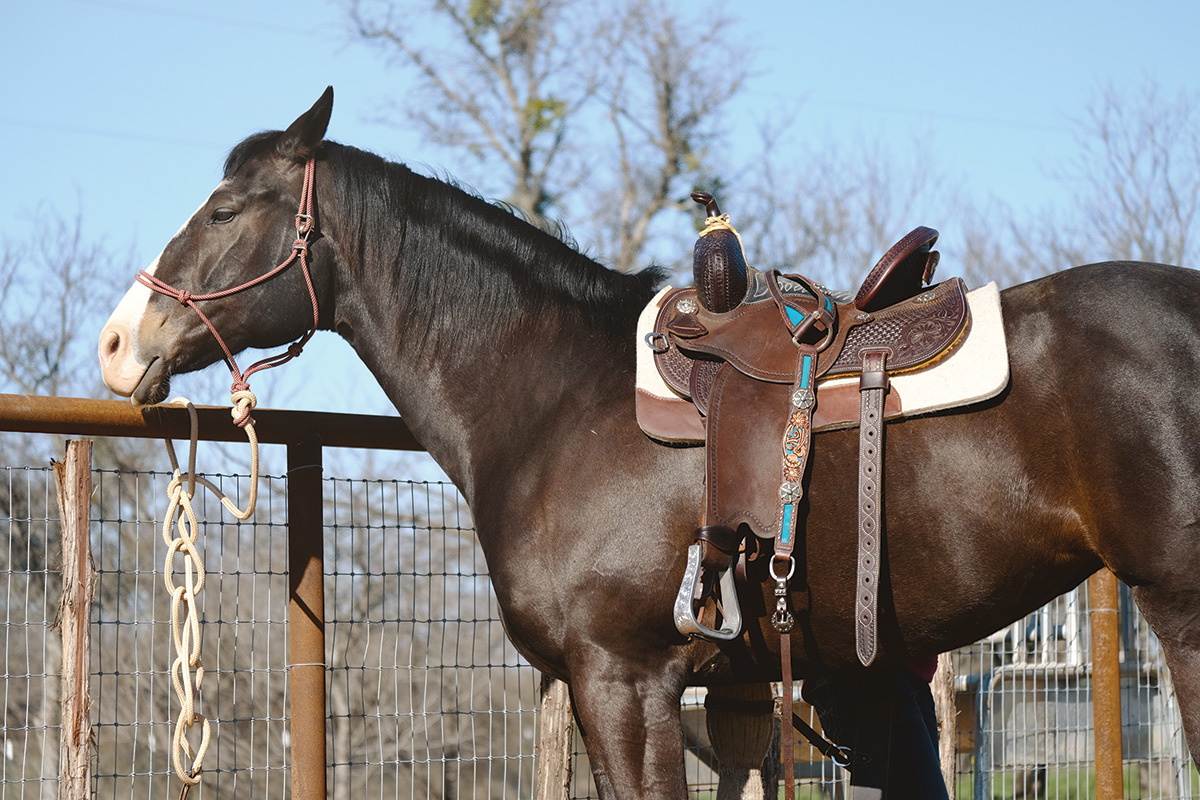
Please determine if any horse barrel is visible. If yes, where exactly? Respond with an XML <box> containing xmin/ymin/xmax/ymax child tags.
<box><xmin>691</xmin><ymin>192</ymin><xmax>749</xmax><ymax>313</ymax></box>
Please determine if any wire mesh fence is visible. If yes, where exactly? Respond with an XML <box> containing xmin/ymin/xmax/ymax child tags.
<box><xmin>1</xmin><ymin>459</ymin><xmax>1197</xmax><ymax>799</ymax></box>
<box><xmin>2</xmin><ymin>465</ymin><xmax>62</xmax><ymax>800</ymax></box>
<box><xmin>1</xmin><ymin>463</ymin><xmax>540</xmax><ymax>799</ymax></box>
<box><xmin>950</xmin><ymin>582</ymin><xmax>1197</xmax><ymax>799</ymax></box>
<box><xmin>322</xmin><ymin>476</ymin><xmax>539</xmax><ymax>799</ymax></box>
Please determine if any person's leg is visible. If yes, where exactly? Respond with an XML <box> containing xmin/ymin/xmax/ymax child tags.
<box><xmin>804</xmin><ymin>669</ymin><xmax>950</xmax><ymax>800</ymax></box>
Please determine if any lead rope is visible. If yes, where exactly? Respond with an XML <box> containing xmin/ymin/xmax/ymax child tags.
<box><xmin>161</xmin><ymin>392</ymin><xmax>260</xmax><ymax>798</ymax></box>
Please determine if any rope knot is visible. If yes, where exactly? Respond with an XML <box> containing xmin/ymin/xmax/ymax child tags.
<box><xmin>287</xmin><ymin>343</ymin><xmax>304</xmax><ymax>358</ymax></box>
<box><xmin>230</xmin><ymin>388</ymin><xmax>257</xmax><ymax>428</ymax></box>
<box><xmin>177</xmin><ymin>290</ymin><xmax>193</xmax><ymax>306</ymax></box>
<box><xmin>292</xmin><ymin>238</ymin><xmax>309</xmax><ymax>255</ymax></box>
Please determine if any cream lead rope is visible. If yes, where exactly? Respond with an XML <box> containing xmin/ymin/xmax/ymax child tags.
<box><xmin>160</xmin><ymin>391</ymin><xmax>260</xmax><ymax>792</ymax></box>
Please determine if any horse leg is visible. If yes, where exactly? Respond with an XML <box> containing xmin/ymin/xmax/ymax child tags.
<box><xmin>705</xmin><ymin>683</ymin><xmax>776</xmax><ymax>799</ymax></box>
<box><xmin>1130</xmin><ymin>584</ymin><xmax>1200</xmax><ymax>754</ymax></box>
<box><xmin>568</xmin><ymin>663</ymin><xmax>690</xmax><ymax>799</ymax></box>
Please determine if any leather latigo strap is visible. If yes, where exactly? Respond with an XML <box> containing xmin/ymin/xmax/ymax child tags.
<box><xmin>856</xmin><ymin>350</ymin><xmax>888</xmax><ymax>667</ymax></box>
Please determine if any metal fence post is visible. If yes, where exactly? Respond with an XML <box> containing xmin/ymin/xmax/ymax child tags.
<box><xmin>52</xmin><ymin>439</ymin><xmax>93</xmax><ymax>800</ymax></box>
<box><xmin>1089</xmin><ymin>568</ymin><xmax>1123</xmax><ymax>799</ymax></box>
<box><xmin>288</xmin><ymin>434</ymin><xmax>326</xmax><ymax>800</ymax></box>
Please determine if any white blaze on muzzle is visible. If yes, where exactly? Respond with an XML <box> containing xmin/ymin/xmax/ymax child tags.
<box><xmin>98</xmin><ymin>191</ymin><xmax>221</xmax><ymax>398</ymax></box>
<box><xmin>98</xmin><ymin>257</ymin><xmax>159</xmax><ymax>397</ymax></box>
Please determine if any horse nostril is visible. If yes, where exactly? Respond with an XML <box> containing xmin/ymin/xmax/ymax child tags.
<box><xmin>99</xmin><ymin>327</ymin><xmax>125</xmax><ymax>367</ymax></box>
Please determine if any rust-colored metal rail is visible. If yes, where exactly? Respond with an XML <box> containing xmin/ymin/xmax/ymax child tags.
<box><xmin>0</xmin><ymin>393</ymin><xmax>423</xmax><ymax>450</ymax></box>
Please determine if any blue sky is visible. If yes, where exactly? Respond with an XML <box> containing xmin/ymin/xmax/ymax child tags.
<box><xmin>4</xmin><ymin>0</ymin><xmax>1199</xmax><ymax>419</ymax></box>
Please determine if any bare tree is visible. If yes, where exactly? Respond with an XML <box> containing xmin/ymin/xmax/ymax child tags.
<box><xmin>346</xmin><ymin>0</ymin><xmax>615</xmax><ymax>230</ymax></box>
<box><xmin>1004</xmin><ymin>81</ymin><xmax>1200</xmax><ymax>282</ymax></box>
<box><xmin>589</xmin><ymin>6</ymin><xmax>746</xmax><ymax>273</ymax></box>
<box><xmin>343</xmin><ymin>0</ymin><xmax>748</xmax><ymax>271</ymax></box>
<box><xmin>733</xmin><ymin>118</ymin><xmax>948</xmax><ymax>291</ymax></box>
<box><xmin>0</xmin><ymin>208</ymin><xmax>126</xmax><ymax>399</ymax></box>
<box><xmin>1065</xmin><ymin>81</ymin><xmax>1200</xmax><ymax>266</ymax></box>
<box><xmin>0</xmin><ymin>208</ymin><xmax>154</xmax><ymax>471</ymax></box>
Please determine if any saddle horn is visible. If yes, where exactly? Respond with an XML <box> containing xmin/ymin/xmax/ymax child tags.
<box><xmin>691</xmin><ymin>192</ymin><xmax>749</xmax><ymax>313</ymax></box>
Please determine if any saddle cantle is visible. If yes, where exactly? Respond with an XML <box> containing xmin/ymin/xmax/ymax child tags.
<box><xmin>647</xmin><ymin>200</ymin><xmax>1009</xmax><ymax>667</ymax></box>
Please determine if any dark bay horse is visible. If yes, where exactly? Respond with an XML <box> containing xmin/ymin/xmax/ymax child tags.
<box><xmin>98</xmin><ymin>88</ymin><xmax>1200</xmax><ymax>796</ymax></box>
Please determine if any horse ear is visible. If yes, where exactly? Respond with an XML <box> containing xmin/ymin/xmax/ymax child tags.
<box><xmin>277</xmin><ymin>86</ymin><xmax>334</xmax><ymax>160</ymax></box>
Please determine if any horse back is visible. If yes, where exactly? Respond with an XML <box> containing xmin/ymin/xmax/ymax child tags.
<box><xmin>731</xmin><ymin>262</ymin><xmax>1200</xmax><ymax>672</ymax></box>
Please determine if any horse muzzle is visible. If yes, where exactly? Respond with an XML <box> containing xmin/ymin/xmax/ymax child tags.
<box><xmin>98</xmin><ymin>317</ymin><xmax>148</xmax><ymax>397</ymax></box>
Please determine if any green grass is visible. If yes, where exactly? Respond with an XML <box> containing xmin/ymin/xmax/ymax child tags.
<box><xmin>689</xmin><ymin>763</ymin><xmax>1200</xmax><ymax>800</ymax></box>
<box><xmin>955</xmin><ymin>763</ymin><xmax>1200</xmax><ymax>799</ymax></box>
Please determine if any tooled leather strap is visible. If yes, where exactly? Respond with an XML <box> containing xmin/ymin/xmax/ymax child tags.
<box><xmin>766</xmin><ymin>270</ymin><xmax>837</xmax><ymax>347</ymax></box>
<box><xmin>776</xmin><ymin>343</ymin><xmax>819</xmax><ymax>558</ymax></box>
<box><xmin>775</xmin><ymin>342</ymin><xmax>817</xmax><ymax>800</ymax></box>
<box><xmin>856</xmin><ymin>350</ymin><xmax>888</xmax><ymax>667</ymax></box>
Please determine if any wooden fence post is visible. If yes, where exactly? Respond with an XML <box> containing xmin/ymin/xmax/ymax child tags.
<box><xmin>52</xmin><ymin>439</ymin><xmax>94</xmax><ymax>800</ymax></box>
<box><xmin>931</xmin><ymin>653</ymin><xmax>957</xmax><ymax>794</ymax></box>
<box><xmin>535</xmin><ymin>676</ymin><xmax>574</xmax><ymax>799</ymax></box>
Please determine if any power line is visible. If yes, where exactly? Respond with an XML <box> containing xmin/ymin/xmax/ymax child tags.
<box><xmin>0</xmin><ymin>116</ymin><xmax>223</xmax><ymax>150</ymax></box>
<box><xmin>63</xmin><ymin>0</ymin><xmax>329</xmax><ymax>39</ymax></box>
<box><xmin>743</xmin><ymin>89</ymin><xmax>1065</xmax><ymax>135</ymax></box>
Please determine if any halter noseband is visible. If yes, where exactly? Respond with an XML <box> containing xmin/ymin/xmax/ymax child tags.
<box><xmin>136</xmin><ymin>157</ymin><xmax>321</xmax><ymax>423</ymax></box>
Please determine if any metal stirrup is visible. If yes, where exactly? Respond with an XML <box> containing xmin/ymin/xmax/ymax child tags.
<box><xmin>673</xmin><ymin>544</ymin><xmax>743</xmax><ymax>640</ymax></box>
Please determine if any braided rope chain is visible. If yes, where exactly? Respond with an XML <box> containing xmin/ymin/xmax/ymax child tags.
<box><xmin>159</xmin><ymin>392</ymin><xmax>260</xmax><ymax>790</ymax></box>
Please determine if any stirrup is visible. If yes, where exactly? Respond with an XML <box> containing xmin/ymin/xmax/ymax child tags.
<box><xmin>673</xmin><ymin>544</ymin><xmax>743</xmax><ymax>640</ymax></box>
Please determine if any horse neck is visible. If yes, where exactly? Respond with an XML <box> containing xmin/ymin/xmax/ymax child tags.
<box><xmin>323</xmin><ymin>164</ymin><xmax>648</xmax><ymax>505</ymax></box>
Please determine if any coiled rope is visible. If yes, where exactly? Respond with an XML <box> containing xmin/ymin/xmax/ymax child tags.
<box><xmin>159</xmin><ymin>390</ymin><xmax>260</xmax><ymax>795</ymax></box>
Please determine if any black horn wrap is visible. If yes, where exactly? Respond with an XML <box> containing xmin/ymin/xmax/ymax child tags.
<box><xmin>691</xmin><ymin>192</ymin><xmax>748</xmax><ymax>313</ymax></box>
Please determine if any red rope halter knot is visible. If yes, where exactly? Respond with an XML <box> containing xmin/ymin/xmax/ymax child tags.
<box><xmin>135</xmin><ymin>157</ymin><xmax>321</xmax><ymax>399</ymax></box>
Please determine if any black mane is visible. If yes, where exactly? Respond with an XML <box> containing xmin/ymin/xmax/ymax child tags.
<box><xmin>226</xmin><ymin>131</ymin><xmax>667</xmax><ymax>352</ymax></box>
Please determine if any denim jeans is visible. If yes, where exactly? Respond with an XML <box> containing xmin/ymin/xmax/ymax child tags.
<box><xmin>803</xmin><ymin>669</ymin><xmax>950</xmax><ymax>800</ymax></box>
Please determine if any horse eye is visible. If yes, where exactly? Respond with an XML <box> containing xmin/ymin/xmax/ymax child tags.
<box><xmin>210</xmin><ymin>208</ymin><xmax>238</xmax><ymax>224</ymax></box>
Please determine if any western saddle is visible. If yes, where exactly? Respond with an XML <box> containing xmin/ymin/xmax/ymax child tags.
<box><xmin>650</xmin><ymin>193</ymin><xmax>970</xmax><ymax>668</ymax></box>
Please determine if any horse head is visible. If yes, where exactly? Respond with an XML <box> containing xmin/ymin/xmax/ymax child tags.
<box><xmin>98</xmin><ymin>87</ymin><xmax>337</xmax><ymax>405</ymax></box>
